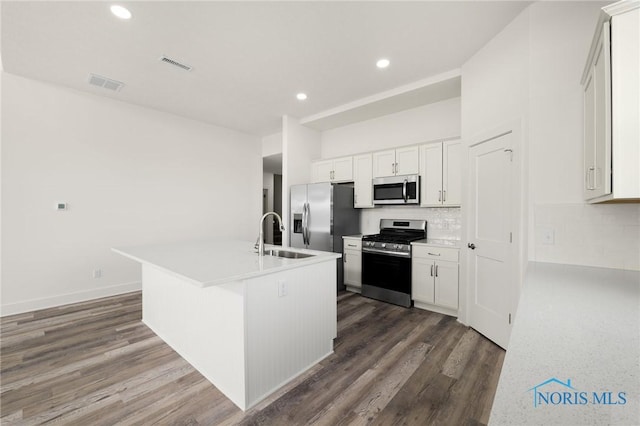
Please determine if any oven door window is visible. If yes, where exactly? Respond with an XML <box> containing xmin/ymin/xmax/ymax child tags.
<box><xmin>362</xmin><ymin>251</ymin><xmax>411</xmax><ymax>294</ymax></box>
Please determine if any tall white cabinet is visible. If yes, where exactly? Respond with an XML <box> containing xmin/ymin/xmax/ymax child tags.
<box><xmin>582</xmin><ymin>1</ymin><xmax>639</xmax><ymax>203</ymax></box>
<box><xmin>353</xmin><ymin>154</ymin><xmax>373</xmax><ymax>208</ymax></box>
<box><xmin>420</xmin><ymin>140</ymin><xmax>461</xmax><ymax>207</ymax></box>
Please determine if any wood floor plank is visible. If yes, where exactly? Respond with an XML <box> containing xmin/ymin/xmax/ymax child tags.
<box><xmin>0</xmin><ymin>291</ymin><xmax>505</xmax><ymax>425</ymax></box>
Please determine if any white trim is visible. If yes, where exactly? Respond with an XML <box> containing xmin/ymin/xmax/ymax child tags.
<box><xmin>603</xmin><ymin>0</ymin><xmax>639</xmax><ymax>17</ymax></box>
<box><xmin>300</xmin><ymin>68</ymin><xmax>461</xmax><ymax>125</ymax></box>
<box><xmin>0</xmin><ymin>281</ymin><xmax>141</xmax><ymax>317</ymax></box>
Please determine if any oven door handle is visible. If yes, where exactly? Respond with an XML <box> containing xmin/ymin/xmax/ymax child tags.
<box><xmin>362</xmin><ymin>248</ymin><xmax>411</xmax><ymax>258</ymax></box>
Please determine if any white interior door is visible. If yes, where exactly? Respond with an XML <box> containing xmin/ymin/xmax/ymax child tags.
<box><xmin>468</xmin><ymin>132</ymin><xmax>514</xmax><ymax>349</ymax></box>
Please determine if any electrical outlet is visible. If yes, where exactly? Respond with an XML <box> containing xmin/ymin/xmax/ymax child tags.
<box><xmin>540</xmin><ymin>228</ymin><xmax>555</xmax><ymax>245</ymax></box>
<box><xmin>278</xmin><ymin>281</ymin><xmax>287</xmax><ymax>297</ymax></box>
<box><xmin>93</xmin><ymin>269</ymin><xmax>102</xmax><ymax>279</ymax></box>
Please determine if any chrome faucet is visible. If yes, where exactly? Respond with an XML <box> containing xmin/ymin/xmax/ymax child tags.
<box><xmin>256</xmin><ymin>212</ymin><xmax>285</xmax><ymax>255</ymax></box>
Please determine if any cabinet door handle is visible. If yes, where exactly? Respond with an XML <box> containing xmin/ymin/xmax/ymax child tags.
<box><xmin>343</xmin><ymin>254</ymin><xmax>346</xmax><ymax>263</ymax></box>
<box><xmin>395</xmin><ymin>162</ymin><xmax>399</xmax><ymax>174</ymax></box>
<box><xmin>435</xmin><ymin>265</ymin><xmax>439</xmax><ymax>277</ymax></box>
<box><xmin>443</xmin><ymin>190</ymin><xmax>446</xmax><ymax>202</ymax></box>
<box><xmin>430</xmin><ymin>264</ymin><xmax>434</xmax><ymax>277</ymax></box>
<box><xmin>354</xmin><ymin>193</ymin><xmax>358</xmax><ymax>204</ymax></box>
<box><xmin>438</xmin><ymin>190</ymin><xmax>442</xmax><ymax>202</ymax></box>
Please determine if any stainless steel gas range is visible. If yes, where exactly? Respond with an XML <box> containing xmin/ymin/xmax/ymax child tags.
<box><xmin>361</xmin><ymin>219</ymin><xmax>427</xmax><ymax>308</ymax></box>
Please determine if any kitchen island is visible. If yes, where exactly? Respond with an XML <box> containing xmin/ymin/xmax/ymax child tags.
<box><xmin>113</xmin><ymin>240</ymin><xmax>340</xmax><ymax>411</ymax></box>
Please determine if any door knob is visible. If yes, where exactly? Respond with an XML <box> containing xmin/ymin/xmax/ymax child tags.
<box><xmin>468</xmin><ymin>243</ymin><xmax>476</xmax><ymax>250</ymax></box>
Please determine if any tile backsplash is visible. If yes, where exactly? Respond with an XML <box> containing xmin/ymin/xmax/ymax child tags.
<box><xmin>361</xmin><ymin>207</ymin><xmax>461</xmax><ymax>240</ymax></box>
<box><xmin>534</xmin><ymin>203</ymin><xmax>640</xmax><ymax>271</ymax></box>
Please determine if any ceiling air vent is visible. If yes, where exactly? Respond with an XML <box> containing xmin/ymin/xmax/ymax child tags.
<box><xmin>88</xmin><ymin>74</ymin><xmax>124</xmax><ymax>91</ymax></box>
<box><xmin>160</xmin><ymin>55</ymin><xmax>192</xmax><ymax>71</ymax></box>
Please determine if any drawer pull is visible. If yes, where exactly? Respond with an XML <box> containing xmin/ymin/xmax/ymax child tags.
<box><xmin>427</xmin><ymin>252</ymin><xmax>440</xmax><ymax>256</ymax></box>
<box><xmin>347</xmin><ymin>244</ymin><xmax>357</xmax><ymax>247</ymax></box>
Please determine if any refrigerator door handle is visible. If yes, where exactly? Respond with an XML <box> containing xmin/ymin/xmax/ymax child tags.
<box><xmin>302</xmin><ymin>203</ymin><xmax>308</xmax><ymax>245</ymax></box>
<box><xmin>304</xmin><ymin>203</ymin><xmax>311</xmax><ymax>245</ymax></box>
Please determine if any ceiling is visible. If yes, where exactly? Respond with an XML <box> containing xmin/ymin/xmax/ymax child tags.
<box><xmin>1</xmin><ymin>1</ymin><xmax>530</xmax><ymax>136</ymax></box>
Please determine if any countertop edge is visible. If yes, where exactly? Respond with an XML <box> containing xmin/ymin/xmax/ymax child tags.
<box><xmin>112</xmin><ymin>245</ymin><xmax>341</xmax><ymax>288</ymax></box>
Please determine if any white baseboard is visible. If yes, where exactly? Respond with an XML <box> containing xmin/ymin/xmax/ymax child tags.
<box><xmin>0</xmin><ymin>282</ymin><xmax>142</xmax><ymax>317</ymax></box>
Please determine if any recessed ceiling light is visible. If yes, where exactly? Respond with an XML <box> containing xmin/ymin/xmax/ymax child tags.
<box><xmin>110</xmin><ymin>5</ymin><xmax>132</xmax><ymax>20</ymax></box>
<box><xmin>296</xmin><ymin>93</ymin><xmax>308</xmax><ymax>101</ymax></box>
<box><xmin>376</xmin><ymin>58</ymin><xmax>390</xmax><ymax>69</ymax></box>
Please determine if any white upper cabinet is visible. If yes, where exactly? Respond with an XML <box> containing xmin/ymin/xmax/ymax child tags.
<box><xmin>332</xmin><ymin>156</ymin><xmax>354</xmax><ymax>182</ymax></box>
<box><xmin>582</xmin><ymin>2</ymin><xmax>639</xmax><ymax>203</ymax></box>
<box><xmin>311</xmin><ymin>156</ymin><xmax>353</xmax><ymax>183</ymax></box>
<box><xmin>372</xmin><ymin>150</ymin><xmax>396</xmax><ymax>178</ymax></box>
<box><xmin>312</xmin><ymin>159</ymin><xmax>334</xmax><ymax>183</ymax></box>
<box><xmin>353</xmin><ymin>153</ymin><xmax>373</xmax><ymax>208</ymax></box>
<box><xmin>583</xmin><ymin>21</ymin><xmax>611</xmax><ymax>200</ymax></box>
<box><xmin>372</xmin><ymin>146</ymin><xmax>419</xmax><ymax>178</ymax></box>
<box><xmin>443</xmin><ymin>140</ymin><xmax>462</xmax><ymax>206</ymax></box>
<box><xmin>395</xmin><ymin>146</ymin><xmax>420</xmax><ymax>175</ymax></box>
<box><xmin>420</xmin><ymin>140</ymin><xmax>461</xmax><ymax>207</ymax></box>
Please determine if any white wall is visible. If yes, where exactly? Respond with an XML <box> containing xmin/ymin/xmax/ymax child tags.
<box><xmin>320</xmin><ymin>97</ymin><xmax>460</xmax><ymax>159</ymax></box>
<box><xmin>460</xmin><ymin>7</ymin><xmax>531</xmax><ymax>325</ymax></box>
<box><xmin>281</xmin><ymin>115</ymin><xmax>321</xmax><ymax>246</ymax></box>
<box><xmin>1</xmin><ymin>73</ymin><xmax>262</xmax><ymax>315</ymax></box>
<box><xmin>262</xmin><ymin>132</ymin><xmax>282</xmax><ymax>157</ymax></box>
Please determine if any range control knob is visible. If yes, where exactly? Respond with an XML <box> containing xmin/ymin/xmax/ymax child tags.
<box><xmin>381</xmin><ymin>243</ymin><xmax>386</xmax><ymax>248</ymax></box>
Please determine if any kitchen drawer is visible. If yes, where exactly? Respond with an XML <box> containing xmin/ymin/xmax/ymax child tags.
<box><xmin>412</xmin><ymin>245</ymin><xmax>458</xmax><ymax>262</ymax></box>
<box><xmin>343</xmin><ymin>238</ymin><xmax>362</xmax><ymax>250</ymax></box>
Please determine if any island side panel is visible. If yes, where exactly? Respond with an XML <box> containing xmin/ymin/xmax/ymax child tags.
<box><xmin>244</xmin><ymin>260</ymin><xmax>337</xmax><ymax>408</ymax></box>
<box><xmin>141</xmin><ymin>264</ymin><xmax>247</xmax><ymax>410</ymax></box>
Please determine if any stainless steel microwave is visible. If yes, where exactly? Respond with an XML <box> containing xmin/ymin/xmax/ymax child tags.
<box><xmin>373</xmin><ymin>175</ymin><xmax>420</xmax><ymax>205</ymax></box>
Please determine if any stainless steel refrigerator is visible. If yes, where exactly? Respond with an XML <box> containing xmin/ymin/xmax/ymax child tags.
<box><xmin>290</xmin><ymin>182</ymin><xmax>360</xmax><ymax>289</ymax></box>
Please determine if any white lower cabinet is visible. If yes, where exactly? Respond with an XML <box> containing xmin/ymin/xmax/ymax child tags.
<box><xmin>343</xmin><ymin>237</ymin><xmax>362</xmax><ymax>292</ymax></box>
<box><xmin>411</xmin><ymin>244</ymin><xmax>459</xmax><ymax>316</ymax></box>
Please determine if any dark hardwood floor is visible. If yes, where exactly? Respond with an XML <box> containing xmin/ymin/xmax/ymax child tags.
<box><xmin>0</xmin><ymin>291</ymin><xmax>505</xmax><ymax>425</ymax></box>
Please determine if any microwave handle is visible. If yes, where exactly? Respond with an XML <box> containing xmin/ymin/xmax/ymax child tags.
<box><xmin>402</xmin><ymin>179</ymin><xmax>408</xmax><ymax>203</ymax></box>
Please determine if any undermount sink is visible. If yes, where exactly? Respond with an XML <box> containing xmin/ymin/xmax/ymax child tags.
<box><xmin>264</xmin><ymin>249</ymin><xmax>314</xmax><ymax>259</ymax></box>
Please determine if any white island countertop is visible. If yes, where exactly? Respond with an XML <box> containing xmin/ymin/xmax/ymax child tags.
<box><xmin>490</xmin><ymin>262</ymin><xmax>640</xmax><ymax>425</ymax></box>
<box><xmin>113</xmin><ymin>240</ymin><xmax>341</xmax><ymax>288</ymax></box>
